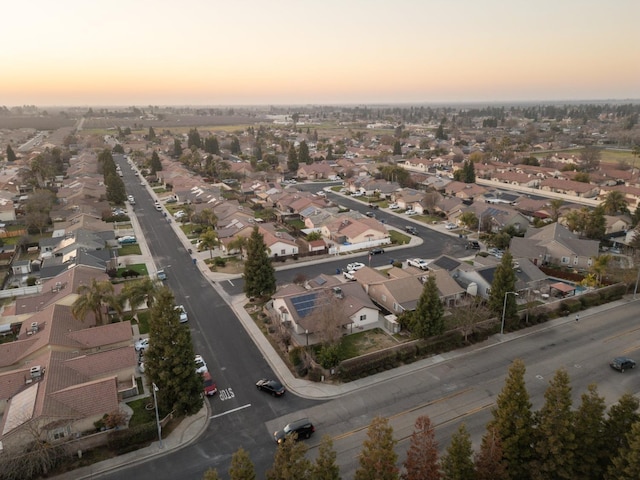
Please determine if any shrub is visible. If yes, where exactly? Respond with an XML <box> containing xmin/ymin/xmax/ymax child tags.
<box><xmin>308</xmin><ymin>367</ymin><xmax>323</xmax><ymax>382</ymax></box>
<box><xmin>213</xmin><ymin>257</ymin><xmax>226</xmax><ymax>267</ymax></box>
<box><xmin>107</xmin><ymin>422</ymin><xmax>157</xmax><ymax>454</ymax></box>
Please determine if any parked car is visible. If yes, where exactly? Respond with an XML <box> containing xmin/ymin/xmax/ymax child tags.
<box><xmin>388</xmin><ymin>203</ymin><xmax>399</xmax><ymax>210</ymax></box>
<box><xmin>466</xmin><ymin>241</ymin><xmax>480</xmax><ymax>250</ymax></box>
<box><xmin>202</xmin><ymin>371</ymin><xmax>217</xmax><ymax>396</ymax></box>
<box><xmin>610</xmin><ymin>357</ymin><xmax>636</xmax><ymax>372</ymax></box>
<box><xmin>316</xmin><ymin>191</ymin><xmax>326</xmax><ymax>197</ymax></box>
<box><xmin>445</xmin><ymin>223</ymin><xmax>457</xmax><ymax>230</ymax></box>
<box><xmin>194</xmin><ymin>355</ymin><xmax>208</xmax><ymax>374</ymax></box>
<box><xmin>118</xmin><ymin>235</ymin><xmax>137</xmax><ymax>244</ymax></box>
<box><xmin>407</xmin><ymin>258</ymin><xmax>429</xmax><ymax>270</ymax></box>
<box><xmin>256</xmin><ymin>378</ymin><xmax>286</xmax><ymax>396</ymax></box>
<box><xmin>175</xmin><ymin>305</ymin><xmax>188</xmax><ymax>323</ymax></box>
<box><xmin>368</xmin><ymin>204</ymin><xmax>379</xmax><ymax>210</ymax></box>
<box><xmin>346</xmin><ymin>262</ymin><xmax>365</xmax><ymax>272</ymax></box>
<box><xmin>273</xmin><ymin>418</ymin><xmax>315</xmax><ymax>444</ymax></box>
<box><xmin>405</xmin><ymin>209</ymin><xmax>417</xmax><ymax>215</ymax></box>
<box><xmin>351</xmin><ymin>192</ymin><xmax>363</xmax><ymax>197</ymax></box>
<box><xmin>343</xmin><ymin>271</ymin><xmax>356</xmax><ymax>281</ymax></box>
<box><xmin>156</xmin><ymin>269</ymin><xmax>167</xmax><ymax>281</ymax></box>
<box><xmin>365</xmin><ymin>211</ymin><xmax>376</xmax><ymax>218</ymax></box>
<box><xmin>174</xmin><ymin>210</ymin><xmax>187</xmax><ymax>219</ymax></box>
<box><xmin>369</xmin><ymin>247</ymin><xmax>385</xmax><ymax>255</ymax></box>
<box><xmin>134</xmin><ymin>338</ymin><xmax>149</xmax><ymax>352</ymax></box>
<box><xmin>405</xmin><ymin>226</ymin><xmax>419</xmax><ymax>235</ymax></box>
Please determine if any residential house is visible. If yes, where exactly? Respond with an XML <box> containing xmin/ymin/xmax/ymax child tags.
<box><xmin>321</xmin><ymin>217</ymin><xmax>389</xmax><ymax>247</ymax></box>
<box><xmin>297</xmin><ymin>161</ymin><xmax>334</xmax><ymax>180</ymax></box>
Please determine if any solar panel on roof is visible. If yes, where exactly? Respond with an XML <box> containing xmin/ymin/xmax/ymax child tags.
<box><xmin>314</xmin><ymin>276</ymin><xmax>326</xmax><ymax>286</ymax></box>
<box><xmin>291</xmin><ymin>293</ymin><xmax>318</xmax><ymax>318</ymax></box>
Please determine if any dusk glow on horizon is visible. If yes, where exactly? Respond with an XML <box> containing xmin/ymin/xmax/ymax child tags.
<box><xmin>3</xmin><ymin>0</ymin><xmax>639</xmax><ymax>106</ymax></box>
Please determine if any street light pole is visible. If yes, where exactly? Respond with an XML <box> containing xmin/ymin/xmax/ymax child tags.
<box><xmin>634</xmin><ymin>267</ymin><xmax>640</xmax><ymax>300</ymax></box>
<box><xmin>501</xmin><ymin>291</ymin><xmax>519</xmax><ymax>335</ymax></box>
<box><xmin>152</xmin><ymin>382</ymin><xmax>163</xmax><ymax>449</ymax></box>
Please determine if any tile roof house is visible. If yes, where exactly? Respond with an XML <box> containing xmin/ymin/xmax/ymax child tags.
<box><xmin>297</xmin><ymin>161</ymin><xmax>334</xmax><ymax>180</ymax></box>
<box><xmin>258</xmin><ymin>224</ymin><xmax>299</xmax><ymax>259</ymax></box>
<box><xmin>321</xmin><ymin>217</ymin><xmax>389</xmax><ymax>247</ymax></box>
<box><xmin>509</xmin><ymin>222</ymin><xmax>599</xmax><ymax>270</ymax></box>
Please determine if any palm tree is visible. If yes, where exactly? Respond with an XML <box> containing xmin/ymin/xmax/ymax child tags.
<box><xmin>601</xmin><ymin>190</ymin><xmax>629</xmax><ymax>215</ymax></box>
<box><xmin>549</xmin><ymin>199</ymin><xmax>564</xmax><ymax>222</ymax></box>
<box><xmin>72</xmin><ymin>279</ymin><xmax>121</xmax><ymax>326</ymax></box>
<box><xmin>198</xmin><ymin>228</ymin><xmax>219</xmax><ymax>259</ymax></box>
<box><xmin>590</xmin><ymin>254</ymin><xmax>611</xmax><ymax>286</ymax></box>
<box><xmin>119</xmin><ymin>277</ymin><xmax>160</xmax><ymax>318</ymax></box>
<box><xmin>228</xmin><ymin>235</ymin><xmax>248</xmax><ymax>258</ymax></box>
<box><xmin>199</xmin><ymin>208</ymin><xmax>218</xmax><ymax>228</ymax></box>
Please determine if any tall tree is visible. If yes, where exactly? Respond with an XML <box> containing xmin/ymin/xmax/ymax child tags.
<box><xmin>287</xmin><ymin>145</ymin><xmax>299</xmax><ymax>172</ymax></box>
<box><xmin>402</xmin><ymin>415</ymin><xmax>440</xmax><ymax>480</ymax></box>
<box><xmin>229</xmin><ymin>447</ymin><xmax>256</xmax><ymax>480</ymax></box>
<box><xmin>119</xmin><ymin>276</ymin><xmax>160</xmax><ymax>318</ymax></box>
<box><xmin>311</xmin><ymin>435</ymin><xmax>341</xmax><ymax>480</ymax></box>
<box><xmin>6</xmin><ymin>144</ymin><xmax>17</xmax><ymax>162</ymax></box>
<box><xmin>299</xmin><ymin>140</ymin><xmax>312</xmax><ymax>165</ymax></box>
<box><xmin>409</xmin><ymin>274</ymin><xmax>444</xmax><ymax>338</ymax></box>
<box><xmin>228</xmin><ymin>235</ymin><xmax>249</xmax><ymax>258</ymax></box>
<box><xmin>355</xmin><ymin>416</ymin><xmax>398</xmax><ymax>480</ymax></box>
<box><xmin>266</xmin><ymin>433</ymin><xmax>312</xmax><ymax>480</ymax></box>
<box><xmin>603</xmin><ymin>393</ymin><xmax>640</xmax><ymax>472</ymax></box>
<box><xmin>188</xmin><ymin>128</ymin><xmax>202</xmax><ymax>149</ymax></box>
<box><xmin>606</xmin><ymin>420</ymin><xmax>640</xmax><ymax>480</ymax></box>
<box><xmin>602</xmin><ymin>190</ymin><xmax>630</xmax><ymax>215</ymax></box>
<box><xmin>173</xmin><ymin>138</ymin><xmax>183</xmax><ymax>158</ymax></box>
<box><xmin>198</xmin><ymin>227</ymin><xmax>219</xmax><ymax>259</ymax></box>
<box><xmin>584</xmin><ymin>205</ymin><xmax>607</xmax><ymax>240</ymax></box>
<box><xmin>474</xmin><ymin>425</ymin><xmax>508</xmax><ymax>480</ymax></box>
<box><xmin>71</xmin><ymin>278</ymin><xmax>121</xmax><ymax>326</ymax></box>
<box><xmin>579</xmin><ymin>145</ymin><xmax>601</xmax><ymax>172</ymax></box>
<box><xmin>533</xmin><ymin>368</ymin><xmax>576</xmax><ymax>480</ymax></box>
<box><xmin>203</xmin><ymin>469</ymin><xmax>220</xmax><ymax>480</ymax></box>
<box><xmin>144</xmin><ymin>288</ymin><xmax>203</xmax><ymax>415</ymax></box>
<box><xmin>230</xmin><ymin>136</ymin><xmax>241</xmax><ymax>154</ymax></box>
<box><xmin>441</xmin><ymin>424</ymin><xmax>474</xmax><ymax>480</ymax></box>
<box><xmin>549</xmin><ymin>199</ymin><xmax>564</xmax><ymax>222</ymax></box>
<box><xmin>488</xmin><ymin>359</ymin><xmax>535</xmax><ymax>480</ymax></box>
<box><xmin>147</xmin><ymin>126</ymin><xmax>156</xmax><ymax>140</ymax></box>
<box><xmin>488</xmin><ymin>250</ymin><xmax>518</xmax><ymax>323</ymax></box>
<box><xmin>150</xmin><ymin>150</ymin><xmax>162</xmax><ymax>173</ymax></box>
<box><xmin>573</xmin><ymin>384</ymin><xmax>607</xmax><ymax>480</ymax></box>
<box><xmin>393</xmin><ymin>140</ymin><xmax>402</xmax><ymax>156</ymax></box>
<box><xmin>204</xmin><ymin>135</ymin><xmax>220</xmax><ymax>155</ymax></box>
<box><xmin>243</xmin><ymin>227</ymin><xmax>276</xmax><ymax>298</ymax></box>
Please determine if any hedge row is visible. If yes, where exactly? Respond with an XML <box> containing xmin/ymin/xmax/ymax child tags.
<box><xmin>107</xmin><ymin>422</ymin><xmax>158</xmax><ymax>454</ymax></box>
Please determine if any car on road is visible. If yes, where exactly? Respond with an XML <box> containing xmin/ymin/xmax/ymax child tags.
<box><xmin>134</xmin><ymin>338</ymin><xmax>149</xmax><ymax>353</ymax></box>
<box><xmin>466</xmin><ymin>241</ymin><xmax>480</xmax><ymax>250</ymax></box>
<box><xmin>316</xmin><ymin>191</ymin><xmax>326</xmax><ymax>197</ymax></box>
<box><xmin>175</xmin><ymin>305</ymin><xmax>188</xmax><ymax>323</ymax></box>
<box><xmin>156</xmin><ymin>269</ymin><xmax>167</xmax><ymax>281</ymax></box>
<box><xmin>346</xmin><ymin>262</ymin><xmax>365</xmax><ymax>272</ymax></box>
<box><xmin>365</xmin><ymin>211</ymin><xmax>376</xmax><ymax>218</ymax></box>
<box><xmin>407</xmin><ymin>258</ymin><xmax>429</xmax><ymax>270</ymax></box>
<box><xmin>256</xmin><ymin>378</ymin><xmax>286</xmax><ymax>396</ymax></box>
<box><xmin>202</xmin><ymin>371</ymin><xmax>217</xmax><ymax>396</ymax></box>
<box><xmin>405</xmin><ymin>226</ymin><xmax>419</xmax><ymax>235</ymax></box>
<box><xmin>369</xmin><ymin>247</ymin><xmax>385</xmax><ymax>255</ymax></box>
<box><xmin>127</xmin><ymin>195</ymin><xmax>135</xmax><ymax>205</ymax></box>
<box><xmin>273</xmin><ymin>418</ymin><xmax>315</xmax><ymax>444</ymax></box>
<box><xmin>368</xmin><ymin>204</ymin><xmax>379</xmax><ymax>210</ymax></box>
<box><xmin>117</xmin><ymin>235</ymin><xmax>137</xmax><ymax>244</ymax></box>
<box><xmin>610</xmin><ymin>357</ymin><xmax>636</xmax><ymax>372</ymax></box>
<box><xmin>194</xmin><ymin>355</ymin><xmax>208</xmax><ymax>374</ymax></box>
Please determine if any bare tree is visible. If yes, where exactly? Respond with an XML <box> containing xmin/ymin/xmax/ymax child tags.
<box><xmin>450</xmin><ymin>296</ymin><xmax>491</xmax><ymax>342</ymax></box>
<box><xmin>305</xmin><ymin>289</ymin><xmax>347</xmax><ymax>346</ymax></box>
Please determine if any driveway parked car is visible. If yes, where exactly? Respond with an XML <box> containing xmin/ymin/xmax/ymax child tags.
<box><xmin>405</xmin><ymin>209</ymin><xmax>417</xmax><ymax>215</ymax></box>
<box><xmin>256</xmin><ymin>379</ymin><xmax>286</xmax><ymax>396</ymax></box>
<box><xmin>445</xmin><ymin>223</ymin><xmax>457</xmax><ymax>230</ymax></box>
<box><xmin>134</xmin><ymin>338</ymin><xmax>149</xmax><ymax>352</ymax></box>
<box><xmin>346</xmin><ymin>262</ymin><xmax>365</xmax><ymax>272</ymax></box>
<box><xmin>118</xmin><ymin>235</ymin><xmax>137</xmax><ymax>244</ymax></box>
<box><xmin>369</xmin><ymin>247</ymin><xmax>385</xmax><ymax>255</ymax></box>
<box><xmin>365</xmin><ymin>211</ymin><xmax>376</xmax><ymax>218</ymax></box>
<box><xmin>407</xmin><ymin>258</ymin><xmax>429</xmax><ymax>270</ymax></box>
<box><xmin>466</xmin><ymin>241</ymin><xmax>480</xmax><ymax>250</ymax></box>
<box><xmin>610</xmin><ymin>357</ymin><xmax>636</xmax><ymax>372</ymax></box>
<box><xmin>273</xmin><ymin>418</ymin><xmax>315</xmax><ymax>444</ymax></box>
<box><xmin>343</xmin><ymin>271</ymin><xmax>356</xmax><ymax>281</ymax></box>
<box><xmin>388</xmin><ymin>203</ymin><xmax>399</xmax><ymax>210</ymax></box>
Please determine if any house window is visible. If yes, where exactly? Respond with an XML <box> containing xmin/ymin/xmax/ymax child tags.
<box><xmin>561</xmin><ymin>256</ymin><xmax>570</xmax><ymax>264</ymax></box>
<box><xmin>359</xmin><ymin>314</ymin><xmax>366</xmax><ymax>321</ymax></box>
<box><xmin>50</xmin><ymin>426</ymin><xmax>70</xmax><ymax>441</ymax></box>
<box><xmin>280</xmin><ymin>249</ymin><xmax>285</xmax><ymax>255</ymax></box>
<box><xmin>393</xmin><ymin>302</ymin><xmax>400</xmax><ymax>312</ymax></box>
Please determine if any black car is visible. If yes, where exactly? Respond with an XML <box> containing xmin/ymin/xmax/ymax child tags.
<box><xmin>405</xmin><ymin>226</ymin><xmax>419</xmax><ymax>235</ymax></box>
<box><xmin>274</xmin><ymin>418</ymin><xmax>315</xmax><ymax>444</ymax></box>
<box><xmin>369</xmin><ymin>247</ymin><xmax>385</xmax><ymax>255</ymax></box>
<box><xmin>256</xmin><ymin>379</ymin><xmax>286</xmax><ymax>396</ymax></box>
<box><xmin>610</xmin><ymin>357</ymin><xmax>636</xmax><ymax>372</ymax></box>
<box><xmin>466</xmin><ymin>241</ymin><xmax>480</xmax><ymax>250</ymax></box>
<box><xmin>365</xmin><ymin>211</ymin><xmax>376</xmax><ymax>218</ymax></box>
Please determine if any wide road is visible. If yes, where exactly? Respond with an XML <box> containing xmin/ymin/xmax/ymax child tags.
<box><xmin>111</xmin><ymin>160</ymin><xmax>640</xmax><ymax>478</ymax></box>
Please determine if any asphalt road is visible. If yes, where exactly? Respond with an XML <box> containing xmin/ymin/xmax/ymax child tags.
<box><xmin>112</xmin><ymin>161</ymin><xmax>640</xmax><ymax>478</ymax></box>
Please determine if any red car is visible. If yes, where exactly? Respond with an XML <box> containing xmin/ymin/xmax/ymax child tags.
<box><xmin>202</xmin><ymin>371</ymin><xmax>217</xmax><ymax>396</ymax></box>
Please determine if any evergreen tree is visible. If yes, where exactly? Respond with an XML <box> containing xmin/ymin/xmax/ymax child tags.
<box><xmin>311</xmin><ymin>435</ymin><xmax>340</xmax><ymax>480</ymax></box>
<box><xmin>603</xmin><ymin>393</ymin><xmax>640</xmax><ymax>472</ymax></box>
<box><xmin>441</xmin><ymin>424</ymin><xmax>474</xmax><ymax>480</ymax></box>
<box><xmin>409</xmin><ymin>274</ymin><xmax>444</xmax><ymax>338</ymax></box>
<box><xmin>144</xmin><ymin>288</ymin><xmax>203</xmax><ymax>416</ymax></box>
<box><xmin>474</xmin><ymin>425</ymin><xmax>508</xmax><ymax>480</ymax></box>
<box><xmin>150</xmin><ymin>150</ymin><xmax>162</xmax><ymax>173</ymax></box>
<box><xmin>173</xmin><ymin>138</ymin><xmax>183</xmax><ymax>158</ymax></box>
<box><xmin>6</xmin><ymin>144</ymin><xmax>17</xmax><ymax>162</ymax></box>
<box><xmin>402</xmin><ymin>415</ymin><xmax>440</xmax><ymax>480</ymax></box>
<box><xmin>266</xmin><ymin>433</ymin><xmax>312</xmax><ymax>480</ymax></box>
<box><xmin>188</xmin><ymin>128</ymin><xmax>202</xmax><ymax>149</ymax></box>
<box><xmin>299</xmin><ymin>140</ymin><xmax>312</xmax><ymax>165</ymax></box>
<box><xmin>254</xmin><ymin>144</ymin><xmax>263</xmax><ymax>161</ymax></box>
<box><xmin>584</xmin><ymin>205</ymin><xmax>607</xmax><ymax>240</ymax></box>
<box><xmin>488</xmin><ymin>359</ymin><xmax>535</xmax><ymax>480</ymax></box>
<box><xmin>148</xmin><ymin>126</ymin><xmax>156</xmax><ymax>140</ymax></box>
<box><xmin>326</xmin><ymin>144</ymin><xmax>333</xmax><ymax>161</ymax></box>
<box><xmin>488</xmin><ymin>250</ymin><xmax>518</xmax><ymax>323</ymax></box>
<box><xmin>533</xmin><ymin>368</ymin><xmax>576</xmax><ymax>480</ymax></box>
<box><xmin>355</xmin><ymin>416</ymin><xmax>398</xmax><ymax>480</ymax></box>
<box><xmin>393</xmin><ymin>140</ymin><xmax>402</xmax><ymax>156</ymax></box>
<box><xmin>243</xmin><ymin>226</ymin><xmax>276</xmax><ymax>298</ymax></box>
<box><xmin>204</xmin><ymin>136</ymin><xmax>220</xmax><ymax>155</ymax></box>
<box><xmin>573</xmin><ymin>384</ymin><xmax>607</xmax><ymax>480</ymax></box>
<box><xmin>287</xmin><ymin>145</ymin><xmax>299</xmax><ymax>172</ymax></box>
<box><xmin>606</xmin><ymin>420</ymin><xmax>640</xmax><ymax>480</ymax></box>
<box><xmin>230</xmin><ymin>136</ymin><xmax>241</xmax><ymax>154</ymax></box>
<box><xmin>229</xmin><ymin>447</ymin><xmax>256</xmax><ymax>480</ymax></box>
<box><xmin>203</xmin><ymin>468</ymin><xmax>220</xmax><ymax>480</ymax></box>
<box><xmin>463</xmin><ymin>160</ymin><xmax>476</xmax><ymax>183</ymax></box>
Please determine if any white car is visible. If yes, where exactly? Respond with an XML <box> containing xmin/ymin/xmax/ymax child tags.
<box><xmin>388</xmin><ymin>203</ymin><xmax>399</xmax><ymax>210</ymax></box>
<box><xmin>407</xmin><ymin>258</ymin><xmax>430</xmax><ymax>270</ymax></box>
<box><xmin>351</xmin><ymin>192</ymin><xmax>363</xmax><ymax>197</ymax></box>
<box><xmin>194</xmin><ymin>355</ymin><xmax>208</xmax><ymax>374</ymax></box>
<box><xmin>134</xmin><ymin>338</ymin><xmax>149</xmax><ymax>352</ymax></box>
<box><xmin>175</xmin><ymin>305</ymin><xmax>188</xmax><ymax>323</ymax></box>
<box><xmin>445</xmin><ymin>223</ymin><xmax>457</xmax><ymax>230</ymax></box>
<box><xmin>346</xmin><ymin>262</ymin><xmax>365</xmax><ymax>272</ymax></box>
<box><xmin>174</xmin><ymin>210</ymin><xmax>186</xmax><ymax>219</ymax></box>
<box><xmin>343</xmin><ymin>271</ymin><xmax>356</xmax><ymax>281</ymax></box>
<box><xmin>316</xmin><ymin>191</ymin><xmax>326</xmax><ymax>197</ymax></box>
<box><xmin>405</xmin><ymin>209</ymin><xmax>417</xmax><ymax>215</ymax></box>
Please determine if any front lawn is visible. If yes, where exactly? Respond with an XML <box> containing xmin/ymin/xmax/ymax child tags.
<box><xmin>118</xmin><ymin>244</ymin><xmax>142</xmax><ymax>255</ymax></box>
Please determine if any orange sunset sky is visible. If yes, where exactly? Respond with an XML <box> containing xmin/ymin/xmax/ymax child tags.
<box><xmin>2</xmin><ymin>0</ymin><xmax>639</xmax><ymax>106</ymax></box>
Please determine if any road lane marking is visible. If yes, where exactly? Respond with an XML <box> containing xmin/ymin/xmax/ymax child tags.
<box><xmin>603</xmin><ymin>326</ymin><xmax>640</xmax><ymax>343</ymax></box>
<box><xmin>210</xmin><ymin>403</ymin><xmax>251</xmax><ymax>419</ymax></box>
<box><xmin>227</xmin><ymin>279</ymin><xmax>235</xmax><ymax>287</ymax></box>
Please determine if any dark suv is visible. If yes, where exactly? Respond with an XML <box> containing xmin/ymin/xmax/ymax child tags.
<box><xmin>610</xmin><ymin>357</ymin><xmax>636</xmax><ymax>372</ymax></box>
<box><xmin>405</xmin><ymin>226</ymin><xmax>419</xmax><ymax>235</ymax></box>
<box><xmin>273</xmin><ymin>418</ymin><xmax>315</xmax><ymax>444</ymax></box>
<box><xmin>466</xmin><ymin>241</ymin><xmax>480</xmax><ymax>250</ymax></box>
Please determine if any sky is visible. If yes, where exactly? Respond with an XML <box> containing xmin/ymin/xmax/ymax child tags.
<box><xmin>2</xmin><ymin>0</ymin><xmax>639</xmax><ymax>107</ymax></box>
